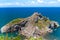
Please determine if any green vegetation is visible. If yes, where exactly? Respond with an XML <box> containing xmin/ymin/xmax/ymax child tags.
<box><xmin>5</xmin><ymin>18</ymin><xmax>24</xmax><ymax>26</ymax></box>
<box><xmin>0</xmin><ymin>35</ymin><xmax>4</xmax><ymax>40</ymax></box>
<box><xmin>35</xmin><ymin>19</ymin><xmax>50</xmax><ymax>29</ymax></box>
<box><xmin>13</xmin><ymin>35</ymin><xmax>22</xmax><ymax>40</ymax></box>
<box><xmin>0</xmin><ymin>34</ymin><xmax>43</xmax><ymax>40</ymax></box>
<box><xmin>28</xmin><ymin>37</ymin><xmax>42</xmax><ymax>40</ymax></box>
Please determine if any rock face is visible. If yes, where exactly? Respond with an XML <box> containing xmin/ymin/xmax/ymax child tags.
<box><xmin>20</xmin><ymin>23</ymin><xmax>35</xmax><ymax>38</ymax></box>
<box><xmin>20</xmin><ymin>12</ymin><xmax>43</xmax><ymax>38</ymax></box>
<box><xmin>0</xmin><ymin>12</ymin><xmax>59</xmax><ymax>38</ymax></box>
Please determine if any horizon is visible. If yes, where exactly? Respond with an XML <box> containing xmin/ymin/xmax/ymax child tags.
<box><xmin>0</xmin><ymin>0</ymin><xmax>60</xmax><ymax>7</ymax></box>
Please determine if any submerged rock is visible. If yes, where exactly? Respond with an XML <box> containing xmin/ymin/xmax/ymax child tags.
<box><xmin>49</xmin><ymin>21</ymin><xmax>59</xmax><ymax>29</ymax></box>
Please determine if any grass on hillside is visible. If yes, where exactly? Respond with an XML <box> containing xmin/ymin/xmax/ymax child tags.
<box><xmin>0</xmin><ymin>34</ymin><xmax>43</xmax><ymax>40</ymax></box>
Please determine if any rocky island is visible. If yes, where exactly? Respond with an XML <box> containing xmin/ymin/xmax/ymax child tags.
<box><xmin>0</xmin><ymin>12</ymin><xmax>59</xmax><ymax>40</ymax></box>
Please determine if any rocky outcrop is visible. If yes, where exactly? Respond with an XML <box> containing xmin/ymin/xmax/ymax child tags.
<box><xmin>0</xmin><ymin>12</ymin><xmax>59</xmax><ymax>39</ymax></box>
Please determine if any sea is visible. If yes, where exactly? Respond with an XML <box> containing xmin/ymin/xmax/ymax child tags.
<box><xmin>0</xmin><ymin>7</ymin><xmax>60</xmax><ymax>40</ymax></box>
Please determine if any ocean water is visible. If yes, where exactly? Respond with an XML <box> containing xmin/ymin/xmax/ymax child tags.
<box><xmin>0</xmin><ymin>7</ymin><xmax>60</xmax><ymax>40</ymax></box>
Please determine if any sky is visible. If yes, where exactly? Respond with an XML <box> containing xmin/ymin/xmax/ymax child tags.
<box><xmin>0</xmin><ymin>0</ymin><xmax>60</xmax><ymax>7</ymax></box>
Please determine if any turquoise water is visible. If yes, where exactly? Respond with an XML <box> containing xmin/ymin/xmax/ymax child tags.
<box><xmin>0</xmin><ymin>7</ymin><xmax>60</xmax><ymax>40</ymax></box>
